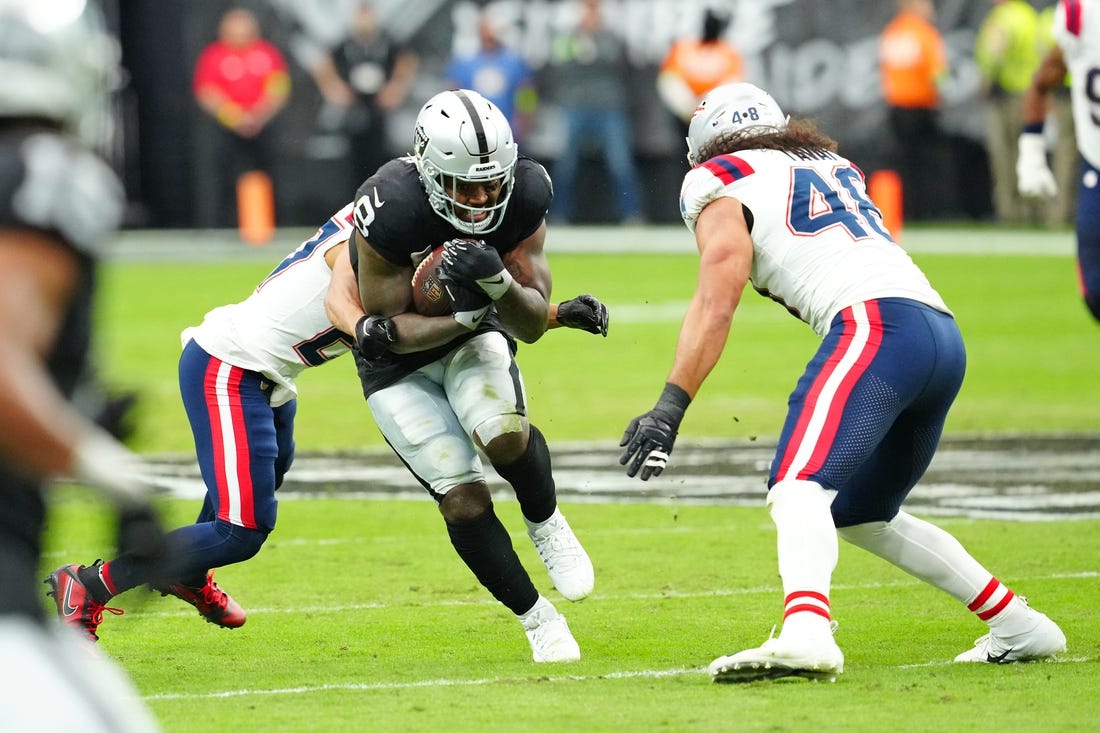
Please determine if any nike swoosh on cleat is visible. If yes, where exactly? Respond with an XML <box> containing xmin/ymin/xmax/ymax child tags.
<box><xmin>61</xmin><ymin>579</ymin><xmax>79</xmax><ymax>617</ymax></box>
<box><xmin>986</xmin><ymin>650</ymin><xmax>1011</xmax><ymax>663</ymax></box>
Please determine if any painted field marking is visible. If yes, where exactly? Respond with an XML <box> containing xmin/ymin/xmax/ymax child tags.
<box><xmin>145</xmin><ymin>655</ymin><xmax>1092</xmax><ymax>702</ymax></box>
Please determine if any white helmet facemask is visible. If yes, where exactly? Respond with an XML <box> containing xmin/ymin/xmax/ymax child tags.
<box><xmin>413</xmin><ymin>89</ymin><xmax>518</xmax><ymax>234</ymax></box>
<box><xmin>685</xmin><ymin>82</ymin><xmax>789</xmax><ymax>167</ymax></box>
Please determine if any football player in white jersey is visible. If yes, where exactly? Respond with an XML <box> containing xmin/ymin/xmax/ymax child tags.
<box><xmin>1018</xmin><ymin>0</ymin><xmax>1100</xmax><ymax>322</ymax></box>
<box><xmin>620</xmin><ymin>82</ymin><xmax>1066</xmax><ymax>683</ymax></box>
<box><xmin>48</xmin><ymin>199</ymin><xmax>608</xmax><ymax>644</ymax></box>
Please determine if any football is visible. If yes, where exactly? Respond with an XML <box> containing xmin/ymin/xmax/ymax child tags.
<box><xmin>410</xmin><ymin>244</ymin><xmax>451</xmax><ymax>317</ymax></box>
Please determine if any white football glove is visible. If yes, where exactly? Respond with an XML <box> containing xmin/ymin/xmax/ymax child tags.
<box><xmin>71</xmin><ymin>428</ymin><xmax>158</xmax><ymax>508</ymax></box>
<box><xmin>1017</xmin><ymin>132</ymin><xmax>1058</xmax><ymax>199</ymax></box>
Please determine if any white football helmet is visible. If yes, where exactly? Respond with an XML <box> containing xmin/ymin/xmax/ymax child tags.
<box><xmin>413</xmin><ymin>89</ymin><xmax>518</xmax><ymax>234</ymax></box>
<box><xmin>0</xmin><ymin>0</ymin><xmax>119</xmax><ymax>150</ymax></box>
<box><xmin>686</xmin><ymin>82</ymin><xmax>789</xmax><ymax>167</ymax></box>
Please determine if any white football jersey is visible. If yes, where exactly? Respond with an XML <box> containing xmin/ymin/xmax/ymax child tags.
<box><xmin>1053</xmin><ymin>0</ymin><xmax>1100</xmax><ymax>168</ymax></box>
<box><xmin>183</xmin><ymin>204</ymin><xmax>356</xmax><ymax>406</ymax></box>
<box><xmin>679</xmin><ymin>148</ymin><xmax>950</xmax><ymax>336</ymax></box>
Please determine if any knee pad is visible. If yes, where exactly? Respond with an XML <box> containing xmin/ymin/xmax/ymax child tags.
<box><xmin>473</xmin><ymin>413</ymin><xmax>526</xmax><ymax>446</ymax></box>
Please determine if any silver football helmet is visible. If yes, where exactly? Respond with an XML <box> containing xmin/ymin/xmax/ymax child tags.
<box><xmin>686</xmin><ymin>82</ymin><xmax>789</xmax><ymax>167</ymax></box>
<box><xmin>413</xmin><ymin>89</ymin><xmax>517</xmax><ymax>234</ymax></box>
<box><xmin>0</xmin><ymin>0</ymin><xmax>119</xmax><ymax>149</ymax></box>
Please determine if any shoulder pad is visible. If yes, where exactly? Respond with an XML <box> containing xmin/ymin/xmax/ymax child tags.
<box><xmin>3</xmin><ymin>133</ymin><xmax>122</xmax><ymax>257</ymax></box>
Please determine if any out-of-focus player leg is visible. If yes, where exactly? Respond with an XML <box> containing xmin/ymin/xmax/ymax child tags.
<box><xmin>0</xmin><ymin>618</ymin><xmax>161</xmax><ymax>732</ymax></box>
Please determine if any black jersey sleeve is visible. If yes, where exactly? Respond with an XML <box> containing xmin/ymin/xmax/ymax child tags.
<box><xmin>478</xmin><ymin>156</ymin><xmax>553</xmax><ymax>255</ymax></box>
<box><xmin>509</xmin><ymin>157</ymin><xmax>553</xmax><ymax>242</ymax></box>
<box><xmin>352</xmin><ymin>158</ymin><xmax>446</xmax><ymax>267</ymax></box>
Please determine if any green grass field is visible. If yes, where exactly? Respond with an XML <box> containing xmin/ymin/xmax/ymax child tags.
<box><xmin>43</xmin><ymin>494</ymin><xmax>1097</xmax><ymax>732</ymax></box>
<box><xmin>40</xmin><ymin>226</ymin><xmax>1100</xmax><ymax>731</ymax></box>
<box><xmin>96</xmin><ymin>236</ymin><xmax>1100</xmax><ymax>453</ymax></box>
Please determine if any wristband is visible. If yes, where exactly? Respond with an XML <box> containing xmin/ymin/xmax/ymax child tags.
<box><xmin>1021</xmin><ymin>122</ymin><xmax>1044</xmax><ymax>135</ymax></box>
<box><xmin>654</xmin><ymin>382</ymin><xmax>692</xmax><ymax>425</ymax></box>
<box><xmin>477</xmin><ymin>269</ymin><xmax>514</xmax><ymax>301</ymax></box>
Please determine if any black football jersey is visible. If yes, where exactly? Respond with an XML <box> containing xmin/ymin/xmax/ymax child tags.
<box><xmin>0</xmin><ymin>126</ymin><xmax>123</xmax><ymax>616</ymax></box>
<box><xmin>349</xmin><ymin>155</ymin><xmax>552</xmax><ymax>396</ymax></box>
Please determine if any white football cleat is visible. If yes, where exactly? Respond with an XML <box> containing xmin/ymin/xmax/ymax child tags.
<box><xmin>525</xmin><ymin>614</ymin><xmax>581</xmax><ymax>663</ymax></box>
<box><xmin>709</xmin><ymin>631</ymin><xmax>844</xmax><ymax>683</ymax></box>
<box><xmin>527</xmin><ymin>509</ymin><xmax>594</xmax><ymax>602</ymax></box>
<box><xmin>954</xmin><ymin>598</ymin><xmax>1066</xmax><ymax>663</ymax></box>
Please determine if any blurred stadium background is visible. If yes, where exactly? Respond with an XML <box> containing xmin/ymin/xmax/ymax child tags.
<box><xmin>107</xmin><ymin>0</ymin><xmax>1008</xmax><ymax>232</ymax></box>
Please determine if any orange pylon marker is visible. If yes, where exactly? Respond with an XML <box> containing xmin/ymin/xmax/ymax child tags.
<box><xmin>868</xmin><ymin>169</ymin><xmax>903</xmax><ymax>242</ymax></box>
<box><xmin>237</xmin><ymin>170</ymin><xmax>275</xmax><ymax>246</ymax></box>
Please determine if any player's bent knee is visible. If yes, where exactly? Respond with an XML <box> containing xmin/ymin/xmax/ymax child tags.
<box><xmin>439</xmin><ymin>481</ymin><xmax>493</xmax><ymax>523</ymax></box>
<box><xmin>837</xmin><ymin>519</ymin><xmax>891</xmax><ymax>548</ymax></box>
<box><xmin>212</xmin><ymin>520</ymin><xmax>269</xmax><ymax>565</ymax></box>
<box><xmin>766</xmin><ymin>479</ymin><xmax>836</xmax><ymax>513</ymax></box>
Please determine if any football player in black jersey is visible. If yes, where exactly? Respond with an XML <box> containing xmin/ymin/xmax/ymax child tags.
<box><xmin>328</xmin><ymin>89</ymin><xmax>602</xmax><ymax>662</ymax></box>
<box><xmin>0</xmin><ymin>2</ymin><xmax>163</xmax><ymax>730</ymax></box>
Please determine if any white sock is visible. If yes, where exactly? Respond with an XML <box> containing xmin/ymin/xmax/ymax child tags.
<box><xmin>518</xmin><ymin>594</ymin><xmax>557</xmax><ymax>630</ymax></box>
<box><xmin>767</xmin><ymin>480</ymin><xmax>838</xmax><ymax>640</ymax></box>
<box><xmin>837</xmin><ymin>511</ymin><xmax>1022</xmax><ymax>629</ymax></box>
<box><xmin>524</xmin><ymin>508</ymin><xmax>562</xmax><ymax>536</ymax></box>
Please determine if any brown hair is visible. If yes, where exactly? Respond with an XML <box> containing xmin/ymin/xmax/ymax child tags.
<box><xmin>696</xmin><ymin>118</ymin><xmax>839</xmax><ymax>162</ymax></box>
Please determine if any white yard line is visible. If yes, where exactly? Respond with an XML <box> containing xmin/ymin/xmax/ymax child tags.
<box><xmin>145</xmin><ymin>654</ymin><xmax>1091</xmax><ymax>701</ymax></box>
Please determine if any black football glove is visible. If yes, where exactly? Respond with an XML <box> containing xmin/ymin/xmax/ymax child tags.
<box><xmin>557</xmin><ymin>294</ymin><xmax>609</xmax><ymax>336</ymax></box>
<box><xmin>354</xmin><ymin>315</ymin><xmax>397</xmax><ymax>360</ymax></box>
<box><xmin>439</xmin><ymin>275</ymin><xmax>492</xmax><ymax>329</ymax></box>
<box><xmin>440</xmin><ymin>238</ymin><xmax>514</xmax><ymax>300</ymax></box>
<box><xmin>619</xmin><ymin>383</ymin><xmax>692</xmax><ymax>481</ymax></box>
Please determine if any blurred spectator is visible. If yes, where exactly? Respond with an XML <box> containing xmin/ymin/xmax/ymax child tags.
<box><xmin>548</xmin><ymin>0</ymin><xmax>643</xmax><ymax>224</ymax></box>
<box><xmin>975</xmin><ymin>0</ymin><xmax>1041</xmax><ymax>225</ymax></box>
<box><xmin>193</xmin><ymin>6</ymin><xmax>290</xmax><ymax>229</ymax></box>
<box><xmin>656</xmin><ymin>7</ymin><xmax>743</xmax><ymax>141</ymax></box>
<box><xmin>445</xmin><ymin>9</ymin><xmax>536</xmax><ymax>143</ymax></box>
<box><xmin>879</xmin><ymin>0</ymin><xmax>948</xmax><ymax>222</ymax></box>
<box><xmin>1018</xmin><ymin>0</ymin><xmax>1100</xmax><ymax>322</ymax></box>
<box><xmin>308</xmin><ymin>2</ymin><xmax>418</xmax><ymax>191</ymax></box>
<box><xmin>1036</xmin><ymin>3</ymin><xmax>1077</xmax><ymax>227</ymax></box>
